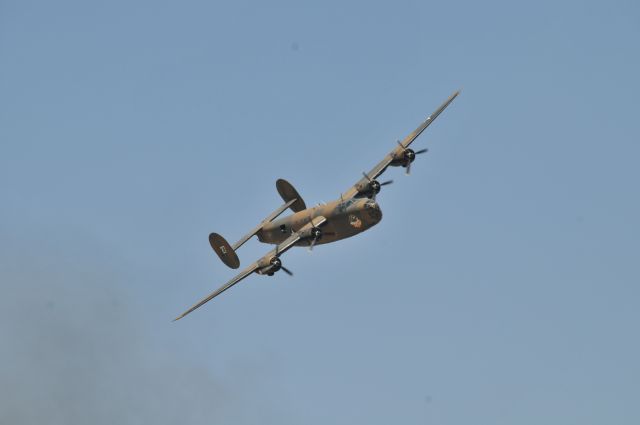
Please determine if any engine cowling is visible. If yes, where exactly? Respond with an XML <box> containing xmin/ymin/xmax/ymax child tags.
<box><xmin>356</xmin><ymin>179</ymin><xmax>383</xmax><ymax>198</ymax></box>
<box><xmin>310</xmin><ymin>227</ymin><xmax>322</xmax><ymax>240</ymax></box>
<box><xmin>260</xmin><ymin>256</ymin><xmax>293</xmax><ymax>276</ymax></box>
<box><xmin>269</xmin><ymin>257</ymin><xmax>282</xmax><ymax>273</ymax></box>
<box><xmin>390</xmin><ymin>148</ymin><xmax>416</xmax><ymax>167</ymax></box>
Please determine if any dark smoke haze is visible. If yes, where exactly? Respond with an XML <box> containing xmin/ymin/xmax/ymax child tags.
<box><xmin>0</xmin><ymin>228</ymin><xmax>281</xmax><ymax>425</ymax></box>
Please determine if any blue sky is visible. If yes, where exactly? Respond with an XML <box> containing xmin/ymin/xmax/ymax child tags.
<box><xmin>1</xmin><ymin>0</ymin><xmax>639</xmax><ymax>423</ymax></box>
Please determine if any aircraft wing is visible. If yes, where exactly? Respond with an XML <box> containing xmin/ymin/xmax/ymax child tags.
<box><xmin>341</xmin><ymin>90</ymin><xmax>460</xmax><ymax>200</ymax></box>
<box><xmin>173</xmin><ymin>262</ymin><xmax>261</xmax><ymax>321</ymax></box>
<box><xmin>174</xmin><ymin>216</ymin><xmax>327</xmax><ymax>321</ymax></box>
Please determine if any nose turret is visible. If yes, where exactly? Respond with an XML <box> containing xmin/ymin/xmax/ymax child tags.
<box><xmin>363</xmin><ymin>199</ymin><xmax>383</xmax><ymax>224</ymax></box>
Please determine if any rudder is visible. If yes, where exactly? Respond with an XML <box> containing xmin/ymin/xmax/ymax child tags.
<box><xmin>209</xmin><ymin>232</ymin><xmax>240</xmax><ymax>269</ymax></box>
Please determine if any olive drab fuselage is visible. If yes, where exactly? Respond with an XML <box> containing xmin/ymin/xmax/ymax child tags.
<box><xmin>258</xmin><ymin>197</ymin><xmax>382</xmax><ymax>247</ymax></box>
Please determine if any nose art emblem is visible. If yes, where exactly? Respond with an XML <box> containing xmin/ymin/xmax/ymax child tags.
<box><xmin>349</xmin><ymin>214</ymin><xmax>362</xmax><ymax>228</ymax></box>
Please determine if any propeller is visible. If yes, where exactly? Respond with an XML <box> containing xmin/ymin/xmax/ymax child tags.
<box><xmin>362</xmin><ymin>172</ymin><xmax>393</xmax><ymax>200</ymax></box>
<box><xmin>268</xmin><ymin>256</ymin><xmax>293</xmax><ymax>276</ymax></box>
<box><xmin>270</xmin><ymin>245</ymin><xmax>293</xmax><ymax>276</ymax></box>
<box><xmin>404</xmin><ymin>148</ymin><xmax>428</xmax><ymax>175</ymax></box>
<box><xmin>307</xmin><ymin>219</ymin><xmax>323</xmax><ymax>251</ymax></box>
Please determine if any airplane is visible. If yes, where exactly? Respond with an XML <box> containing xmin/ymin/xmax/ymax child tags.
<box><xmin>174</xmin><ymin>90</ymin><xmax>460</xmax><ymax>321</ymax></box>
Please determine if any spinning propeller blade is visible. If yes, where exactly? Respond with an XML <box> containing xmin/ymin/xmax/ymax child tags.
<box><xmin>307</xmin><ymin>218</ymin><xmax>323</xmax><ymax>251</ymax></box>
<box><xmin>406</xmin><ymin>148</ymin><xmax>427</xmax><ymax>175</ymax></box>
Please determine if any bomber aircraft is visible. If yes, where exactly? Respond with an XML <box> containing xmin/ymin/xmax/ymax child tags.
<box><xmin>174</xmin><ymin>91</ymin><xmax>460</xmax><ymax>320</ymax></box>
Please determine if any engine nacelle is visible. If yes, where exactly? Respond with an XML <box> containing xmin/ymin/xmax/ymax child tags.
<box><xmin>257</xmin><ymin>256</ymin><xmax>293</xmax><ymax>276</ymax></box>
<box><xmin>390</xmin><ymin>148</ymin><xmax>416</xmax><ymax>168</ymax></box>
<box><xmin>355</xmin><ymin>179</ymin><xmax>383</xmax><ymax>198</ymax></box>
<box><xmin>267</xmin><ymin>257</ymin><xmax>282</xmax><ymax>275</ymax></box>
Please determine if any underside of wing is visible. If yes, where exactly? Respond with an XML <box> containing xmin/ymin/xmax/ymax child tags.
<box><xmin>173</xmin><ymin>262</ymin><xmax>260</xmax><ymax>321</ymax></box>
<box><xmin>342</xmin><ymin>91</ymin><xmax>460</xmax><ymax>200</ymax></box>
<box><xmin>174</xmin><ymin>216</ymin><xmax>327</xmax><ymax>321</ymax></box>
<box><xmin>397</xmin><ymin>90</ymin><xmax>460</xmax><ymax>149</ymax></box>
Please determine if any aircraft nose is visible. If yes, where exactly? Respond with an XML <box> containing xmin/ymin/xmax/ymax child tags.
<box><xmin>364</xmin><ymin>200</ymin><xmax>382</xmax><ymax>223</ymax></box>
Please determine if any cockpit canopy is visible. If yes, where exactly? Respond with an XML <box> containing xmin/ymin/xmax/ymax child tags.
<box><xmin>364</xmin><ymin>200</ymin><xmax>380</xmax><ymax>210</ymax></box>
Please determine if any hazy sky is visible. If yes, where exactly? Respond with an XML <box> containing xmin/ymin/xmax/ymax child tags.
<box><xmin>1</xmin><ymin>0</ymin><xmax>639</xmax><ymax>424</ymax></box>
